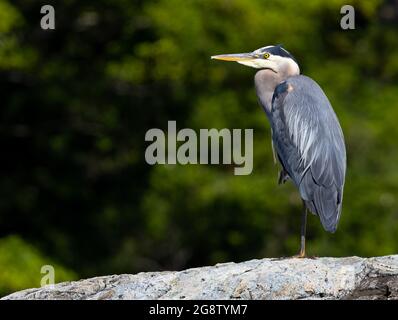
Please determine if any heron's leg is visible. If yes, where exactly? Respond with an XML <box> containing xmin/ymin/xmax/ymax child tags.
<box><xmin>298</xmin><ymin>200</ymin><xmax>307</xmax><ymax>258</ymax></box>
<box><xmin>278</xmin><ymin>169</ymin><xmax>289</xmax><ymax>185</ymax></box>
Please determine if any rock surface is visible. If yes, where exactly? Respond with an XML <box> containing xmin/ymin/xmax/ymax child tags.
<box><xmin>2</xmin><ymin>255</ymin><xmax>398</xmax><ymax>300</ymax></box>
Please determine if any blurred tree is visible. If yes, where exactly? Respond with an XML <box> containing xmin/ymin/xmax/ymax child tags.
<box><xmin>0</xmin><ymin>235</ymin><xmax>76</xmax><ymax>296</ymax></box>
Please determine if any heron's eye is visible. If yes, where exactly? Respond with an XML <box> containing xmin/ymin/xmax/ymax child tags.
<box><xmin>263</xmin><ymin>53</ymin><xmax>270</xmax><ymax>59</ymax></box>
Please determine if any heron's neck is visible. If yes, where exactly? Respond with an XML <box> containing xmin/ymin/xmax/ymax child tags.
<box><xmin>255</xmin><ymin>65</ymin><xmax>299</xmax><ymax>116</ymax></box>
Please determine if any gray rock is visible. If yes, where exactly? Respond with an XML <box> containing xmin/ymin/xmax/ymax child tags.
<box><xmin>2</xmin><ymin>255</ymin><xmax>398</xmax><ymax>300</ymax></box>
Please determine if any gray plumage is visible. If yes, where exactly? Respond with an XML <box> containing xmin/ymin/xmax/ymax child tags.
<box><xmin>212</xmin><ymin>44</ymin><xmax>347</xmax><ymax>256</ymax></box>
<box><xmin>269</xmin><ymin>76</ymin><xmax>346</xmax><ymax>232</ymax></box>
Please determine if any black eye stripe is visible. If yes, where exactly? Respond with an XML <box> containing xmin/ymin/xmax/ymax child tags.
<box><xmin>256</xmin><ymin>45</ymin><xmax>297</xmax><ymax>63</ymax></box>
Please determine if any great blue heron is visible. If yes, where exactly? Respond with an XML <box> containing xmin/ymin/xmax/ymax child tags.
<box><xmin>211</xmin><ymin>45</ymin><xmax>346</xmax><ymax>257</ymax></box>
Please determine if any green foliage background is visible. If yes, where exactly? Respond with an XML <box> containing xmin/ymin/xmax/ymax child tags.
<box><xmin>1</xmin><ymin>0</ymin><xmax>398</xmax><ymax>296</ymax></box>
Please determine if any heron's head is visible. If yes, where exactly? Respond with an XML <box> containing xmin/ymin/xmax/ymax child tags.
<box><xmin>211</xmin><ymin>45</ymin><xmax>300</xmax><ymax>75</ymax></box>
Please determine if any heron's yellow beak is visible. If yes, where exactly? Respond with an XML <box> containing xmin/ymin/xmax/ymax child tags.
<box><xmin>211</xmin><ymin>53</ymin><xmax>255</xmax><ymax>62</ymax></box>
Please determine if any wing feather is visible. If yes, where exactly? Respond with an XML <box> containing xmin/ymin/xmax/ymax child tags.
<box><xmin>270</xmin><ymin>76</ymin><xmax>346</xmax><ymax>232</ymax></box>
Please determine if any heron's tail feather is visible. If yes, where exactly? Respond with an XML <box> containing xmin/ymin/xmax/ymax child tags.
<box><xmin>305</xmin><ymin>186</ymin><xmax>342</xmax><ymax>233</ymax></box>
<box><xmin>300</xmin><ymin>173</ymin><xmax>342</xmax><ymax>233</ymax></box>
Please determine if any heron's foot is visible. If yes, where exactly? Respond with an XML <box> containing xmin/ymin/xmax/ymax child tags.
<box><xmin>271</xmin><ymin>253</ymin><xmax>306</xmax><ymax>260</ymax></box>
<box><xmin>271</xmin><ymin>254</ymin><xmax>317</xmax><ymax>260</ymax></box>
<box><xmin>290</xmin><ymin>253</ymin><xmax>319</xmax><ymax>259</ymax></box>
<box><xmin>291</xmin><ymin>253</ymin><xmax>306</xmax><ymax>259</ymax></box>
<box><xmin>291</xmin><ymin>248</ymin><xmax>306</xmax><ymax>259</ymax></box>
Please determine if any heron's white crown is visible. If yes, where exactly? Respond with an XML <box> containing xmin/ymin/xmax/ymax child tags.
<box><xmin>238</xmin><ymin>54</ymin><xmax>300</xmax><ymax>75</ymax></box>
